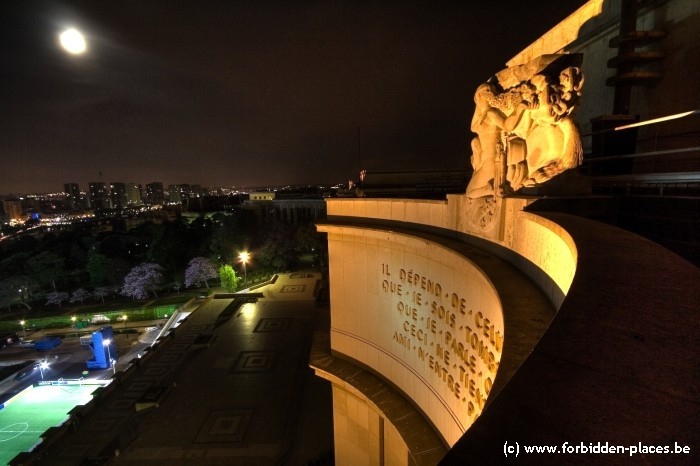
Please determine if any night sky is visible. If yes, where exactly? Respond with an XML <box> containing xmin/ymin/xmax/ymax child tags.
<box><xmin>2</xmin><ymin>0</ymin><xmax>587</xmax><ymax>195</ymax></box>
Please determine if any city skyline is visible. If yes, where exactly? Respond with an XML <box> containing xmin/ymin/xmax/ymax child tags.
<box><xmin>3</xmin><ymin>1</ymin><xmax>586</xmax><ymax>194</ymax></box>
<box><xmin>1</xmin><ymin>179</ymin><xmax>338</xmax><ymax>198</ymax></box>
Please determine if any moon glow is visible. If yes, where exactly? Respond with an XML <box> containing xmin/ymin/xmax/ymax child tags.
<box><xmin>59</xmin><ymin>28</ymin><xmax>87</xmax><ymax>54</ymax></box>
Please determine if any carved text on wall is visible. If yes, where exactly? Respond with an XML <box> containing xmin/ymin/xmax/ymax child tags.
<box><xmin>382</xmin><ymin>264</ymin><xmax>504</xmax><ymax>422</ymax></box>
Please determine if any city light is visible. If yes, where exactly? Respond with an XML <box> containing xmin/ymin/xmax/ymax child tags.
<box><xmin>239</xmin><ymin>251</ymin><xmax>250</xmax><ymax>286</ymax></box>
<box><xmin>103</xmin><ymin>339</ymin><xmax>115</xmax><ymax>374</ymax></box>
<box><xmin>39</xmin><ymin>360</ymin><xmax>49</xmax><ymax>380</ymax></box>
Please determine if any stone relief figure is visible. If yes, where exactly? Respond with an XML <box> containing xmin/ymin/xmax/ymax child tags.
<box><xmin>465</xmin><ymin>83</ymin><xmax>505</xmax><ymax>198</ymax></box>
<box><xmin>466</xmin><ymin>54</ymin><xmax>584</xmax><ymax>198</ymax></box>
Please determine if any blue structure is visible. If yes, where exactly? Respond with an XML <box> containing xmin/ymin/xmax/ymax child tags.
<box><xmin>86</xmin><ymin>326</ymin><xmax>118</xmax><ymax>370</ymax></box>
<box><xmin>34</xmin><ymin>336</ymin><xmax>62</xmax><ymax>351</ymax></box>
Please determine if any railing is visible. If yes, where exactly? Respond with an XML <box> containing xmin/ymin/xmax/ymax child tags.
<box><xmin>580</xmin><ymin>110</ymin><xmax>700</xmax><ymax>194</ymax></box>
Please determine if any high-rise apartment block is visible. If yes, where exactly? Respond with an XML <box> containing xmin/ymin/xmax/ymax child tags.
<box><xmin>63</xmin><ymin>183</ymin><xmax>81</xmax><ymax>210</ymax></box>
<box><xmin>109</xmin><ymin>183</ymin><xmax>128</xmax><ymax>210</ymax></box>
<box><xmin>146</xmin><ymin>182</ymin><xmax>164</xmax><ymax>205</ymax></box>
<box><xmin>126</xmin><ymin>183</ymin><xmax>143</xmax><ymax>206</ymax></box>
<box><xmin>2</xmin><ymin>198</ymin><xmax>23</xmax><ymax>222</ymax></box>
<box><xmin>88</xmin><ymin>182</ymin><xmax>108</xmax><ymax>210</ymax></box>
<box><xmin>168</xmin><ymin>184</ymin><xmax>185</xmax><ymax>204</ymax></box>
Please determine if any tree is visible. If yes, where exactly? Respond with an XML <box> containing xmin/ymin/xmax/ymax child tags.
<box><xmin>93</xmin><ymin>286</ymin><xmax>115</xmax><ymax>303</ymax></box>
<box><xmin>209</xmin><ymin>211</ymin><xmax>258</xmax><ymax>263</ymax></box>
<box><xmin>0</xmin><ymin>252</ymin><xmax>31</xmax><ymax>282</ymax></box>
<box><xmin>184</xmin><ymin>257</ymin><xmax>218</xmax><ymax>289</ymax></box>
<box><xmin>257</xmin><ymin>226</ymin><xmax>297</xmax><ymax>271</ymax></box>
<box><xmin>70</xmin><ymin>288</ymin><xmax>91</xmax><ymax>304</ymax></box>
<box><xmin>0</xmin><ymin>294</ymin><xmax>13</xmax><ymax>312</ymax></box>
<box><xmin>25</xmin><ymin>251</ymin><xmax>65</xmax><ymax>291</ymax></box>
<box><xmin>218</xmin><ymin>265</ymin><xmax>239</xmax><ymax>292</ymax></box>
<box><xmin>0</xmin><ymin>278</ymin><xmax>20</xmax><ymax>311</ymax></box>
<box><xmin>105</xmin><ymin>257</ymin><xmax>130</xmax><ymax>286</ymax></box>
<box><xmin>295</xmin><ymin>223</ymin><xmax>328</xmax><ymax>266</ymax></box>
<box><xmin>46</xmin><ymin>291</ymin><xmax>70</xmax><ymax>308</ymax></box>
<box><xmin>0</xmin><ymin>276</ymin><xmax>37</xmax><ymax>310</ymax></box>
<box><xmin>171</xmin><ymin>281</ymin><xmax>183</xmax><ymax>294</ymax></box>
<box><xmin>121</xmin><ymin>263</ymin><xmax>164</xmax><ymax>300</ymax></box>
<box><xmin>86</xmin><ymin>251</ymin><xmax>111</xmax><ymax>287</ymax></box>
<box><xmin>147</xmin><ymin>221</ymin><xmax>193</xmax><ymax>278</ymax></box>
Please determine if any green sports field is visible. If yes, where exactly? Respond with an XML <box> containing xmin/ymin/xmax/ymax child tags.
<box><xmin>0</xmin><ymin>383</ymin><xmax>101</xmax><ymax>465</ymax></box>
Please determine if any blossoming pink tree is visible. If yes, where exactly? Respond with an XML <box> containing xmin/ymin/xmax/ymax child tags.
<box><xmin>184</xmin><ymin>257</ymin><xmax>218</xmax><ymax>290</ymax></box>
<box><xmin>121</xmin><ymin>263</ymin><xmax>164</xmax><ymax>300</ymax></box>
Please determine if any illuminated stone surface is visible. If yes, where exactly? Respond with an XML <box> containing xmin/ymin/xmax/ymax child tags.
<box><xmin>467</xmin><ymin>54</ymin><xmax>585</xmax><ymax>198</ymax></box>
<box><xmin>316</xmin><ymin>196</ymin><xmax>565</xmax><ymax>464</ymax></box>
<box><xmin>319</xmin><ymin>194</ymin><xmax>699</xmax><ymax>465</ymax></box>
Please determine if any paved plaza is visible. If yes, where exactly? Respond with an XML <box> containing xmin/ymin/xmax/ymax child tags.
<box><xmin>13</xmin><ymin>272</ymin><xmax>333</xmax><ymax>465</ymax></box>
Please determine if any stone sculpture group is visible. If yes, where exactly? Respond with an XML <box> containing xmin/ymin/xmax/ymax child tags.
<box><xmin>467</xmin><ymin>54</ymin><xmax>585</xmax><ymax>198</ymax></box>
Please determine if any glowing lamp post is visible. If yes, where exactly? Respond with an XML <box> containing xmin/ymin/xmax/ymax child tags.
<box><xmin>239</xmin><ymin>251</ymin><xmax>250</xmax><ymax>286</ymax></box>
<box><xmin>71</xmin><ymin>316</ymin><xmax>78</xmax><ymax>339</ymax></box>
<box><xmin>20</xmin><ymin>320</ymin><xmax>26</xmax><ymax>339</ymax></box>
<box><xmin>39</xmin><ymin>360</ymin><xmax>49</xmax><ymax>380</ymax></box>
<box><xmin>123</xmin><ymin>314</ymin><xmax>128</xmax><ymax>339</ymax></box>
<box><xmin>103</xmin><ymin>339</ymin><xmax>115</xmax><ymax>374</ymax></box>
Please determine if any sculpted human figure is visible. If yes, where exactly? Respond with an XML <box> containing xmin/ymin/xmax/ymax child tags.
<box><xmin>466</xmin><ymin>56</ymin><xmax>584</xmax><ymax>197</ymax></box>
<box><xmin>465</xmin><ymin>83</ymin><xmax>504</xmax><ymax>198</ymax></box>
<box><xmin>507</xmin><ymin>70</ymin><xmax>583</xmax><ymax>190</ymax></box>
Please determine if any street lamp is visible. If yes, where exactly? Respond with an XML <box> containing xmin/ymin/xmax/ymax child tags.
<box><xmin>20</xmin><ymin>320</ymin><xmax>26</xmax><ymax>339</ymax></box>
<box><xmin>71</xmin><ymin>316</ymin><xmax>78</xmax><ymax>339</ymax></box>
<box><xmin>103</xmin><ymin>339</ymin><xmax>115</xmax><ymax>374</ymax></box>
<box><xmin>239</xmin><ymin>251</ymin><xmax>250</xmax><ymax>286</ymax></box>
<box><xmin>39</xmin><ymin>360</ymin><xmax>49</xmax><ymax>380</ymax></box>
<box><xmin>122</xmin><ymin>314</ymin><xmax>128</xmax><ymax>339</ymax></box>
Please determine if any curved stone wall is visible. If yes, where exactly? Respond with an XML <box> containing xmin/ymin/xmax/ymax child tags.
<box><xmin>326</xmin><ymin>196</ymin><xmax>579</xmax><ymax>306</ymax></box>
<box><xmin>441</xmin><ymin>211</ymin><xmax>700</xmax><ymax>464</ymax></box>
<box><xmin>323</xmin><ymin>224</ymin><xmax>505</xmax><ymax>445</ymax></box>
<box><xmin>319</xmin><ymin>196</ymin><xmax>579</xmax><ymax>448</ymax></box>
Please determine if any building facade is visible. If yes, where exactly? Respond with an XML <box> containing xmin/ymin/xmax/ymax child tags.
<box><xmin>145</xmin><ymin>182</ymin><xmax>164</xmax><ymax>205</ymax></box>
<box><xmin>243</xmin><ymin>197</ymin><xmax>326</xmax><ymax>225</ymax></box>
<box><xmin>109</xmin><ymin>182</ymin><xmax>128</xmax><ymax>210</ymax></box>
<box><xmin>314</xmin><ymin>1</ymin><xmax>700</xmax><ymax>464</ymax></box>
<box><xmin>63</xmin><ymin>183</ymin><xmax>81</xmax><ymax>210</ymax></box>
<box><xmin>125</xmin><ymin>183</ymin><xmax>143</xmax><ymax>206</ymax></box>
<box><xmin>87</xmin><ymin>182</ymin><xmax>108</xmax><ymax>210</ymax></box>
<box><xmin>2</xmin><ymin>198</ymin><xmax>23</xmax><ymax>222</ymax></box>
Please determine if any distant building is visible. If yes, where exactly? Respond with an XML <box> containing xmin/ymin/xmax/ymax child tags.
<box><xmin>190</xmin><ymin>184</ymin><xmax>204</xmax><ymax>197</ymax></box>
<box><xmin>183</xmin><ymin>193</ymin><xmax>244</xmax><ymax>213</ymax></box>
<box><xmin>355</xmin><ymin>170</ymin><xmax>470</xmax><ymax>198</ymax></box>
<box><xmin>243</xmin><ymin>192</ymin><xmax>325</xmax><ymax>224</ymax></box>
<box><xmin>109</xmin><ymin>182</ymin><xmax>128</xmax><ymax>210</ymax></box>
<box><xmin>88</xmin><ymin>182</ymin><xmax>108</xmax><ymax>210</ymax></box>
<box><xmin>63</xmin><ymin>183</ymin><xmax>81</xmax><ymax>210</ymax></box>
<box><xmin>249</xmin><ymin>192</ymin><xmax>276</xmax><ymax>201</ymax></box>
<box><xmin>168</xmin><ymin>184</ymin><xmax>183</xmax><ymax>204</ymax></box>
<box><xmin>126</xmin><ymin>183</ymin><xmax>143</xmax><ymax>206</ymax></box>
<box><xmin>2</xmin><ymin>198</ymin><xmax>23</xmax><ymax>222</ymax></box>
<box><xmin>146</xmin><ymin>182</ymin><xmax>164</xmax><ymax>205</ymax></box>
<box><xmin>168</xmin><ymin>184</ymin><xmax>198</xmax><ymax>206</ymax></box>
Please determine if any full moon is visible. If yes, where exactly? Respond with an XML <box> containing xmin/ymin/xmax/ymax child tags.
<box><xmin>59</xmin><ymin>28</ymin><xmax>87</xmax><ymax>55</ymax></box>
